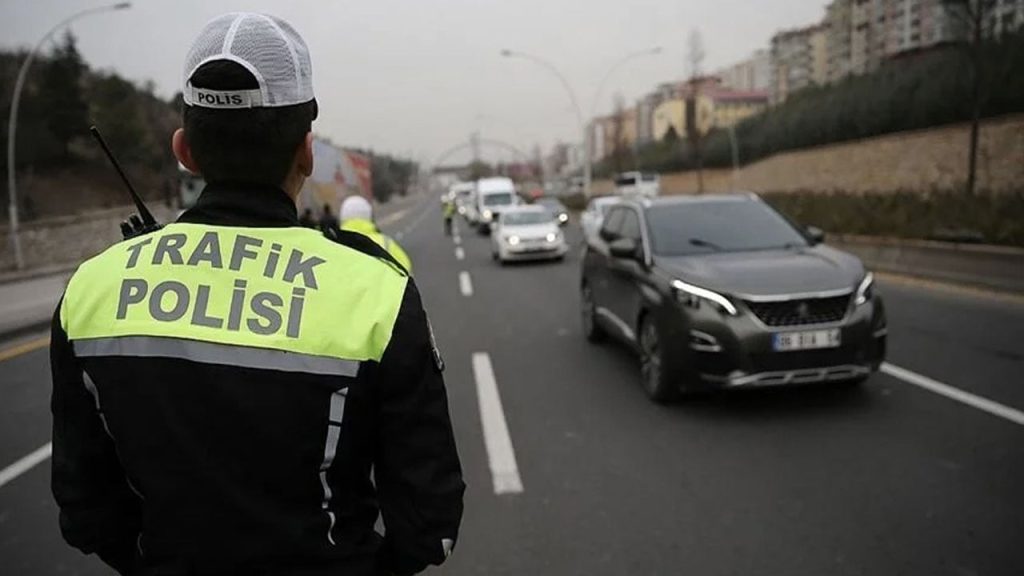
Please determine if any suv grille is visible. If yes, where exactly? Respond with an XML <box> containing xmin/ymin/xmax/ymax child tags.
<box><xmin>745</xmin><ymin>295</ymin><xmax>851</xmax><ymax>327</ymax></box>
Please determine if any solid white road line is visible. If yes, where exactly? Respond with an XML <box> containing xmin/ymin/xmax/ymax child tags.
<box><xmin>455</xmin><ymin>247</ymin><xmax>465</xmax><ymax>261</ymax></box>
<box><xmin>882</xmin><ymin>363</ymin><xmax>1024</xmax><ymax>427</ymax></box>
<box><xmin>459</xmin><ymin>271</ymin><xmax>473</xmax><ymax>297</ymax></box>
<box><xmin>472</xmin><ymin>353</ymin><xmax>524</xmax><ymax>495</ymax></box>
<box><xmin>0</xmin><ymin>442</ymin><xmax>52</xmax><ymax>490</ymax></box>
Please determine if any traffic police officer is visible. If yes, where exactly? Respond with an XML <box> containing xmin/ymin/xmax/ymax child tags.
<box><xmin>339</xmin><ymin>195</ymin><xmax>413</xmax><ymax>273</ymax></box>
<box><xmin>50</xmin><ymin>13</ymin><xmax>464</xmax><ymax>575</ymax></box>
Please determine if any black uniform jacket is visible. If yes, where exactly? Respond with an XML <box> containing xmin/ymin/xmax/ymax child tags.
<box><xmin>50</xmin><ymin>183</ymin><xmax>464</xmax><ymax>576</ymax></box>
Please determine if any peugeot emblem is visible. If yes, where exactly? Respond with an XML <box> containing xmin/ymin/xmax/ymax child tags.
<box><xmin>796</xmin><ymin>302</ymin><xmax>810</xmax><ymax>318</ymax></box>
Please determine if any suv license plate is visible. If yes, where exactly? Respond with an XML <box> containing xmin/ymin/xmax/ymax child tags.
<box><xmin>772</xmin><ymin>329</ymin><xmax>841</xmax><ymax>352</ymax></box>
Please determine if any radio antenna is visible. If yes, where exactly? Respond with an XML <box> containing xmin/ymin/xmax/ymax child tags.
<box><xmin>89</xmin><ymin>125</ymin><xmax>157</xmax><ymax>228</ymax></box>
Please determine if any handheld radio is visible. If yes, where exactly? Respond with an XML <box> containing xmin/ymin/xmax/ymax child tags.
<box><xmin>89</xmin><ymin>126</ymin><xmax>163</xmax><ymax>239</ymax></box>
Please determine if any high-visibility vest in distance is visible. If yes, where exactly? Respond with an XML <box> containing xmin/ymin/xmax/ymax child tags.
<box><xmin>341</xmin><ymin>218</ymin><xmax>412</xmax><ymax>274</ymax></box>
<box><xmin>61</xmin><ymin>223</ymin><xmax>409</xmax><ymax>373</ymax></box>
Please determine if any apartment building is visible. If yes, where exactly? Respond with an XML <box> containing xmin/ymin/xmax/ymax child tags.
<box><xmin>650</xmin><ymin>80</ymin><xmax>768</xmax><ymax>143</ymax></box>
<box><xmin>770</xmin><ymin>24</ymin><xmax>828</xmax><ymax>103</ymax></box>
<box><xmin>823</xmin><ymin>0</ymin><xmax>1022</xmax><ymax>83</ymax></box>
<box><xmin>717</xmin><ymin>49</ymin><xmax>771</xmax><ymax>92</ymax></box>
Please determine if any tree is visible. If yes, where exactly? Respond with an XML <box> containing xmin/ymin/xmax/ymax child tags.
<box><xmin>686</xmin><ymin>28</ymin><xmax>706</xmax><ymax>193</ymax></box>
<box><xmin>40</xmin><ymin>31</ymin><xmax>88</xmax><ymax>159</ymax></box>
<box><xmin>609</xmin><ymin>94</ymin><xmax>630</xmax><ymax>173</ymax></box>
<box><xmin>941</xmin><ymin>0</ymin><xmax>997</xmax><ymax>196</ymax></box>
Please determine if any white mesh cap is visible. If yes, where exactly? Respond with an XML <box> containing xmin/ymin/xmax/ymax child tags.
<box><xmin>182</xmin><ymin>12</ymin><xmax>315</xmax><ymax>109</ymax></box>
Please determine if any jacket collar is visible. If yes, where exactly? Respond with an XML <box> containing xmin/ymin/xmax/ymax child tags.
<box><xmin>177</xmin><ymin>182</ymin><xmax>299</xmax><ymax>228</ymax></box>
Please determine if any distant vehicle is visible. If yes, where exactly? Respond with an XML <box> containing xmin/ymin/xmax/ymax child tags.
<box><xmin>580</xmin><ymin>194</ymin><xmax>886</xmax><ymax>403</ymax></box>
<box><xmin>614</xmin><ymin>171</ymin><xmax>660</xmax><ymax>198</ymax></box>
<box><xmin>580</xmin><ymin>195</ymin><xmax>621</xmax><ymax>245</ymax></box>
<box><xmin>534</xmin><ymin>196</ymin><xmax>570</xmax><ymax>226</ymax></box>
<box><xmin>449</xmin><ymin>182</ymin><xmax>476</xmax><ymax>217</ymax></box>
<box><xmin>491</xmin><ymin>205</ymin><xmax>567</xmax><ymax>264</ymax></box>
<box><xmin>474</xmin><ymin>177</ymin><xmax>519</xmax><ymax>233</ymax></box>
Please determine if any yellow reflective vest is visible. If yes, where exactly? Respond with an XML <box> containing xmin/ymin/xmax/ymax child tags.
<box><xmin>341</xmin><ymin>218</ymin><xmax>413</xmax><ymax>274</ymax></box>
<box><xmin>61</xmin><ymin>223</ymin><xmax>408</xmax><ymax>364</ymax></box>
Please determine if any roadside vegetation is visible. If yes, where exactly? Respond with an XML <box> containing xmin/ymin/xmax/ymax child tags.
<box><xmin>597</xmin><ymin>31</ymin><xmax>1024</xmax><ymax>180</ymax></box>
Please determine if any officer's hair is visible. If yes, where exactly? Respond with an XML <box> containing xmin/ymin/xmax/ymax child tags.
<box><xmin>183</xmin><ymin>60</ymin><xmax>318</xmax><ymax>188</ymax></box>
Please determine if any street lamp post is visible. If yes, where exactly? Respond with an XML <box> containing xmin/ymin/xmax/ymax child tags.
<box><xmin>501</xmin><ymin>47</ymin><xmax>660</xmax><ymax>198</ymax></box>
<box><xmin>500</xmin><ymin>49</ymin><xmax>589</xmax><ymax>197</ymax></box>
<box><xmin>6</xmin><ymin>2</ymin><xmax>130</xmax><ymax>270</ymax></box>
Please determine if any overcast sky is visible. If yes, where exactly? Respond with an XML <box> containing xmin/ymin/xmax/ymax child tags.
<box><xmin>2</xmin><ymin>0</ymin><xmax>825</xmax><ymax>164</ymax></box>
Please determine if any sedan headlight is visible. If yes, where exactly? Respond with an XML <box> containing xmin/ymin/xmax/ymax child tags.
<box><xmin>558</xmin><ymin>213</ymin><xmax>569</xmax><ymax>223</ymax></box>
<box><xmin>671</xmin><ymin>279</ymin><xmax>738</xmax><ymax>316</ymax></box>
<box><xmin>506</xmin><ymin>235</ymin><xmax>521</xmax><ymax>246</ymax></box>
<box><xmin>855</xmin><ymin>272</ymin><xmax>874</xmax><ymax>306</ymax></box>
<box><xmin>546</xmin><ymin>232</ymin><xmax>558</xmax><ymax>243</ymax></box>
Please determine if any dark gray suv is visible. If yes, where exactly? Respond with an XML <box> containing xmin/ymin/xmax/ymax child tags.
<box><xmin>580</xmin><ymin>194</ymin><xmax>887</xmax><ymax>402</ymax></box>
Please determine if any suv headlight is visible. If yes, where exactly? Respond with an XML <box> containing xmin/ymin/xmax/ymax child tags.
<box><xmin>671</xmin><ymin>279</ymin><xmax>738</xmax><ymax>316</ymax></box>
<box><xmin>546</xmin><ymin>232</ymin><xmax>558</xmax><ymax>243</ymax></box>
<box><xmin>855</xmin><ymin>272</ymin><xmax>874</xmax><ymax>306</ymax></box>
<box><xmin>483</xmin><ymin>209</ymin><xmax>493</xmax><ymax>221</ymax></box>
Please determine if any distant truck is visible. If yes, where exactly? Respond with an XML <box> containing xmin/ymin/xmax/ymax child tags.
<box><xmin>614</xmin><ymin>171</ymin><xmax>660</xmax><ymax>198</ymax></box>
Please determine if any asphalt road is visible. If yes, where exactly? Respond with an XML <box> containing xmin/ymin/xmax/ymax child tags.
<box><xmin>2</xmin><ymin>199</ymin><xmax>1023</xmax><ymax>575</ymax></box>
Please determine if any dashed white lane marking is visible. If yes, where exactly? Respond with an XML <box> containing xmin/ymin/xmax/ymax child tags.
<box><xmin>455</xmin><ymin>247</ymin><xmax>465</xmax><ymax>261</ymax></box>
<box><xmin>472</xmin><ymin>353</ymin><xmax>524</xmax><ymax>495</ymax></box>
<box><xmin>882</xmin><ymin>363</ymin><xmax>1024</xmax><ymax>427</ymax></box>
<box><xmin>0</xmin><ymin>443</ymin><xmax>52</xmax><ymax>490</ymax></box>
<box><xmin>453</xmin><ymin>235</ymin><xmax>462</xmax><ymax>246</ymax></box>
<box><xmin>459</xmin><ymin>271</ymin><xmax>473</xmax><ymax>297</ymax></box>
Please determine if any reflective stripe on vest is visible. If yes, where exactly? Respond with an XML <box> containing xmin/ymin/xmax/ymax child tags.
<box><xmin>61</xmin><ymin>223</ymin><xmax>408</xmax><ymax>365</ymax></box>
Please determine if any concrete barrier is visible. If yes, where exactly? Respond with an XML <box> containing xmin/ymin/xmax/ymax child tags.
<box><xmin>828</xmin><ymin>234</ymin><xmax>1024</xmax><ymax>294</ymax></box>
<box><xmin>0</xmin><ymin>205</ymin><xmax>178</xmax><ymax>277</ymax></box>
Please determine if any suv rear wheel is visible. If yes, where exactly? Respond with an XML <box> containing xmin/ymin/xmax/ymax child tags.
<box><xmin>580</xmin><ymin>284</ymin><xmax>606</xmax><ymax>343</ymax></box>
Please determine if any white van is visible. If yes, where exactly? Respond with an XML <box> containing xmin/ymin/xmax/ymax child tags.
<box><xmin>474</xmin><ymin>177</ymin><xmax>518</xmax><ymax>233</ymax></box>
<box><xmin>614</xmin><ymin>171</ymin><xmax>660</xmax><ymax>198</ymax></box>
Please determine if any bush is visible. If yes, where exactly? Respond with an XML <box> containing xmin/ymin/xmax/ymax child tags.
<box><xmin>763</xmin><ymin>190</ymin><xmax>1024</xmax><ymax>247</ymax></box>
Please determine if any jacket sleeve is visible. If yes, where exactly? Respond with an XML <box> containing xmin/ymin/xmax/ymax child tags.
<box><xmin>50</xmin><ymin>302</ymin><xmax>142</xmax><ymax>575</ymax></box>
<box><xmin>374</xmin><ymin>280</ymin><xmax>465</xmax><ymax>575</ymax></box>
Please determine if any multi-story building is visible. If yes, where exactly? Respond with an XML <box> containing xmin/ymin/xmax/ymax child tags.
<box><xmin>827</xmin><ymin>0</ymin><xmax>854</xmax><ymax>82</ymax></box>
<box><xmin>823</xmin><ymin>0</ymin><xmax>1020</xmax><ymax>84</ymax></box>
<box><xmin>716</xmin><ymin>49</ymin><xmax>771</xmax><ymax>92</ymax></box>
<box><xmin>987</xmin><ymin>0</ymin><xmax>1024</xmax><ymax>37</ymax></box>
<box><xmin>649</xmin><ymin>79</ymin><xmax>768</xmax><ymax>143</ymax></box>
<box><xmin>634</xmin><ymin>82</ymin><xmax>680</xmax><ymax>146</ymax></box>
<box><xmin>770</xmin><ymin>24</ymin><xmax>828</xmax><ymax>103</ymax></box>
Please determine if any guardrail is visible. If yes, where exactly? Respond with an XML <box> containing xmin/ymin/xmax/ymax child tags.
<box><xmin>829</xmin><ymin>234</ymin><xmax>1024</xmax><ymax>294</ymax></box>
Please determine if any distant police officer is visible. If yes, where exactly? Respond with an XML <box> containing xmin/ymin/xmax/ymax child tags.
<box><xmin>339</xmin><ymin>195</ymin><xmax>413</xmax><ymax>273</ymax></box>
<box><xmin>50</xmin><ymin>13</ymin><xmax>464</xmax><ymax>576</ymax></box>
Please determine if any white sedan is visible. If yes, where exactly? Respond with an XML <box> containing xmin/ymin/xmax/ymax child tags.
<box><xmin>491</xmin><ymin>206</ymin><xmax>567</xmax><ymax>264</ymax></box>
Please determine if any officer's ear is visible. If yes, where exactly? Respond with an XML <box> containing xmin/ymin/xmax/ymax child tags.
<box><xmin>296</xmin><ymin>132</ymin><xmax>314</xmax><ymax>178</ymax></box>
<box><xmin>172</xmin><ymin>129</ymin><xmax>201</xmax><ymax>175</ymax></box>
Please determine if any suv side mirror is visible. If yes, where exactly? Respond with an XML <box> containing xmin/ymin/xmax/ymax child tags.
<box><xmin>806</xmin><ymin>226</ymin><xmax>825</xmax><ymax>245</ymax></box>
<box><xmin>609</xmin><ymin>237</ymin><xmax>640</xmax><ymax>260</ymax></box>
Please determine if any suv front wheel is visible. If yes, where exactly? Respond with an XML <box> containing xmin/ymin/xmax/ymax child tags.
<box><xmin>639</xmin><ymin>315</ymin><xmax>679</xmax><ymax>403</ymax></box>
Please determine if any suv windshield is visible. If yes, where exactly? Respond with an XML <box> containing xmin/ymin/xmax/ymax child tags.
<box><xmin>482</xmin><ymin>193</ymin><xmax>514</xmax><ymax>206</ymax></box>
<box><xmin>502</xmin><ymin>211</ymin><xmax>552</xmax><ymax>226</ymax></box>
<box><xmin>646</xmin><ymin>200</ymin><xmax>809</xmax><ymax>255</ymax></box>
